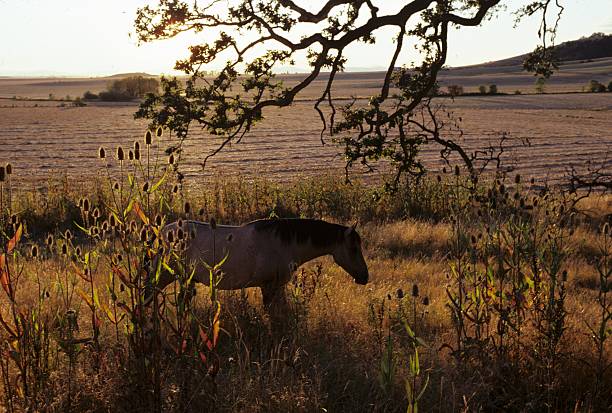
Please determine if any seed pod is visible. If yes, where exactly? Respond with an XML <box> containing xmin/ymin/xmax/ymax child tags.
<box><xmin>98</xmin><ymin>147</ymin><xmax>106</xmax><ymax>159</ymax></box>
<box><xmin>117</xmin><ymin>146</ymin><xmax>125</xmax><ymax>161</ymax></box>
<box><xmin>168</xmin><ymin>154</ymin><xmax>175</xmax><ymax>165</ymax></box>
<box><xmin>454</xmin><ymin>165</ymin><xmax>460</xmax><ymax>176</ymax></box>
<box><xmin>177</xmin><ymin>219</ymin><xmax>183</xmax><ymax>228</ymax></box>
<box><xmin>134</xmin><ymin>141</ymin><xmax>140</xmax><ymax>152</ymax></box>
<box><xmin>442</xmin><ymin>167</ymin><xmax>447</xmax><ymax>174</ymax></box>
<box><xmin>156</xmin><ymin>126</ymin><xmax>163</xmax><ymax>137</ymax></box>
<box><xmin>75</xmin><ymin>246</ymin><xmax>81</xmax><ymax>257</ymax></box>
<box><xmin>167</xmin><ymin>230</ymin><xmax>175</xmax><ymax>243</ymax></box>
<box><xmin>109</xmin><ymin>214</ymin><xmax>117</xmax><ymax>227</ymax></box>
<box><xmin>65</xmin><ymin>230</ymin><xmax>73</xmax><ymax>240</ymax></box>
<box><xmin>0</xmin><ymin>166</ymin><xmax>5</xmax><ymax>182</ymax></box>
<box><xmin>412</xmin><ymin>284</ymin><xmax>419</xmax><ymax>297</ymax></box>
<box><xmin>184</xmin><ymin>201</ymin><xmax>191</xmax><ymax>214</ymax></box>
<box><xmin>134</xmin><ymin>148</ymin><xmax>140</xmax><ymax>161</ymax></box>
<box><xmin>46</xmin><ymin>234</ymin><xmax>54</xmax><ymax>247</ymax></box>
<box><xmin>155</xmin><ymin>215</ymin><xmax>162</xmax><ymax>227</ymax></box>
<box><xmin>116</xmin><ymin>254</ymin><xmax>123</xmax><ymax>262</ymax></box>
<box><xmin>113</xmin><ymin>182</ymin><xmax>120</xmax><ymax>191</ymax></box>
<box><xmin>177</xmin><ymin>228</ymin><xmax>184</xmax><ymax>240</ymax></box>
<box><xmin>120</xmin><ymin>283</ymin><xmax>125</xmax><ymax>292</ymax></box>
<box><xmin>172</xmin><ymin>184</ymin><xmax>179</xmax><ymax>194</ymax></box>
<box><xmin>142</xmin><ymin>182</ymin><xmax>150</xmax><ymax>193</ymax></box>
<box><xmin>423</xmin><ymin>296</ymin><xmax>429</xmax><ymax>306</ymax></box>
<box><xmin>31</xmin><ymin>245</ymin><xmax>38</xmax><ymax>258</ymax></box>
<box><xmin>515</xmin><ymin>174</ymin><xmax>521</xmax><ymax>184</ymax></box>
<box><xmin>5</xmin><ymin>163</ymin><xmax>12</xmax><ymax>175</ymax></box>
<box><xmin>396</xmin><ymin>288</ymin><xmax>404</xmax><ymax>299</ymax></box>
<box><xmin>102</xmin><ymin>221</ymin><xmax>109</xmax><ymax>231</ymax></box>
<box><xmin>61</xmin><ymin>244</ymin><xmax>68</xmax><ymax>256</ymax></box>
<box><xmin>145</xmin><ymin>130</ymin><xmax>152</xmax><ymax>145</ymax></box>
<box><xmin>436</xmin><ymin>175</ymin><xmax>442</xmax><ymax>182</ymax></box>
<box><xmin>83</xmin><ymin>198</ymin><xmax>90</xmax><ymax>212</ymax></box>
<box><xmin>128</xmin><ymin>150</ymin><xmax>134</xmax><ymax>161</ymax></box>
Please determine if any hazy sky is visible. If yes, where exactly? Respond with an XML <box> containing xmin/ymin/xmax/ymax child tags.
<box><xmin>0</xmin><ymin>0</ymin><xmax>610</xmax><ymax>76</ymax></box>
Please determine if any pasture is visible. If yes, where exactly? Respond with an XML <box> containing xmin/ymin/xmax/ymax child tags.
<box><xmin>0</xmin><ymin>64</ymin><xmax>611</xmax><ymax>412</ymax></box>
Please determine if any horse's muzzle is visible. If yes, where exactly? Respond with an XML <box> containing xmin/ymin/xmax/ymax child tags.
<box><xmin>354</xmin><ymin>275</ymin><xmax>368</xmax><ymax>285</ymax></box>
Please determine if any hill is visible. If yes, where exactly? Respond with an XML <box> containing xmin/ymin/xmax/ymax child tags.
<box><xmin>479</xmin><ymin>32</ymin><xmax>612</xmax><ymax>68</ymax></box>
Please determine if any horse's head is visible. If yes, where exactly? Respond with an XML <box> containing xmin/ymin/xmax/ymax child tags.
<box><xmin>332</xmin><ymin>224</ymin><xmax>369</xmax><ymax>285</ymax></box>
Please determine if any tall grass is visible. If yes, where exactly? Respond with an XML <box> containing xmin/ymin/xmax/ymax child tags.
<box><xmin>0</xmin><ymin>133</ymin><xmax>610</xmax><ymax>411</ymax></box>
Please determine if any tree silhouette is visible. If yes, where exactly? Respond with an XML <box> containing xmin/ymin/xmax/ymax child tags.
<box><xmin>134</xmin><ymin>0</ymin><xmax>564</xmax><ymax>186</ymax></box>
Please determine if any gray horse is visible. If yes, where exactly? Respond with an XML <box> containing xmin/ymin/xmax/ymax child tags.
<box><xmin>150</xmin><ymin>218</ymin><xmax>369</xmax><ymax>314</ymax></box>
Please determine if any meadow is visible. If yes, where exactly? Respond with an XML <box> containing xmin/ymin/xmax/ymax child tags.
<box><xmin>0</xmin><ymin>62</ymin><xmax>611</xmax><ymax>412</ymax></box>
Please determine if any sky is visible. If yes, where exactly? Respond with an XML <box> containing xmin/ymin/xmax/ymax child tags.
<box><xmin>0</xmin><ymin>0</ymin><xmax>610</xmax><ymax>77</ymax></box>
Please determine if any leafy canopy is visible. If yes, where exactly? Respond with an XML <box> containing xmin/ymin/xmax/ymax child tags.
<box><xmin>134</xmin><ymin>0</ymin><xmax>564</xmax><ymax>186</ymax></box>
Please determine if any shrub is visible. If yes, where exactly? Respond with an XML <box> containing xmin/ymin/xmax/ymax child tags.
<box><xmin>82</xmin><ymin>91</ymin><xmax>98</xmax><ymax>100</ymax></box>
<box><xmin>608</xmin><ymin>81</ymin><xmax>612</xmax><ymax>92</ymax></box>
<box><xmin>514</xmin><ymin>90</ymin><xmax>522</xmax><ymax>94</ymax></box>
<box><xmin>535</xmin><ymin>78</ymin><xmax>546</xmax><ymax>94</ymax></box>
<box><xmin>488</xmin><ymin>84</ymin><xmax>498</xmax><ymax>94</ymax></box>
<box><xmin>588</xmin><ymin>80</ymin><xmax>606</xmax><ymax>93</ymax></box>
<box><xmin>478</xmin><ymin>85</ymin><xmax>487</xmax><ymax>94</ymax></box>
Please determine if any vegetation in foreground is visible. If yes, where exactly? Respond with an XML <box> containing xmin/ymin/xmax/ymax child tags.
<box><xmin>0</xmin><ymin>130</ymin><xmax>610</xmax><ymax>412</ymax></box>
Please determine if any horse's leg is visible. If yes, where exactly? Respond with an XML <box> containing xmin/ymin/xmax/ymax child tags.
<box><xmin>261</xmin><ymin>281</ymin><xmax>289</xmax><ymax>328</ymax></box>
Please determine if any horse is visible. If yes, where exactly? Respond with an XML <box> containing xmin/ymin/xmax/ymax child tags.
<box><xmin>148</xmin><ymin>218</ymin><xmax>369</xmax><ymax>315</ymax></box>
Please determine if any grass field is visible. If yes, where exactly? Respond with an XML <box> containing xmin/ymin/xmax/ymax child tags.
<box><xmin>0</xmin><ymin>59</ymin><xmax>611</xmax><ymax>412</ymax></box>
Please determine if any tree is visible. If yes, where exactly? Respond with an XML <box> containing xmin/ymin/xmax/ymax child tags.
<box><xmin>134</xmin><ymin>1</ymin><xmax>564</xmax><ymax>186</ymax></box>
<box><xmin>488</xmin><ymin>84</ymin><xmax>498</xmax><ymax>95</ymax></box>
<box><xmin>478</xmin><ymin>85</ymin><xmax>487</xmax><ymax>95</ymax></box>
<box><xmin>535</xmin><ymin>77</ymin><xmax>546</xmax><ymax>94</ymax></box>
<box><xmin>447</xmin><ymin>85</ymin><xmax>464</xmax><ymax>97</ymax></box>
<box><xmin>100</xmin><ymin>76</ymin><xmax>160</xmax><ymax>101</ymax></box>
<box><xmin>608</xmin><ymin>81</ymin><xmax>612</xmax><ymax>92</ymax></box>
<box><xmin>587</xmin><ymin>80</ymin><xmax>606</xmax><ymax>93</ymax></box>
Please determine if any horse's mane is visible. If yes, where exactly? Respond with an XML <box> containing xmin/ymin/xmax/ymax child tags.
<box><xmin>248</xmin><ymin>218</ymin><xmax>348</xmax><ymax>248</ymax></box>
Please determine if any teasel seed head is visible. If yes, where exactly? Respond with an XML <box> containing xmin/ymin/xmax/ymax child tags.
<box><xmin>155</xmin><ymin>215</ymin><xmax>162</xmax><ymax>227</ymax></box>
<box><xmin>65</xmin><ymin>230</ymin><xmax>73</xmax><ymax>240</ymax></box>
<box><xmin>177</xmin><ymin>219</ymin><xmax>183</xmax><ymax>228</ymax></box>
<box><xmin>184</xmin><ymin>201</ymin><xmax>191</xmax><ymax>214</ymax></box>
<box><xmin>515</xmin><ymin>174</ymin><xmax>521</xmax><ymax>184</ymax></box>
<box><xmin>142</xmin><ymin>181</ymin><xmax>150</xmax><ymax>193</ymax></box>
<box><xmin>168</xmin><ymin>154</ymin><xmax>175</xmax><ymax>165</ymax></box>
<box><xmin>98</xmin><ymin>147</ymin><xmax>106</xmax><ymax>159</ymax></box>
<box><xmin>46</xmin><ymin>234</ymin><xmax>54</xmax><ymax>247</ymax></box>
<box><xmin>442</xmin><ymin>167</ymin><xmax>447</xmax><ymax>174</ymax></box>
<box><xmin>167</xmin><ymin>230</ymin><xmax>175</xmax><ymax>243</ymax></box>
<box><xmin>454</xmin><ymin>165</ymin><xmax>460</xmax><ymax>176</ymax></box>
<box><xmin>140</xmin><ymin>227</ymin><xmax>147</xmax><ymax>242</ymax></box>
<box><xmin>436</xmin><ymin>175</ymin><xmax>442</xmax><ymax>182</ymax></box>
<box><xmin>5</xmin><ymin>163</ymin><xmax>12</xmax><ymax>175</ymax></box>
<box><xmin>145</xmin><ymin>130</ymin><xmax>152</xmax><ymax>145</ymax></box>
<box><xmin>75</xmin><ymin>246</ymin><xmax>81</xmax><ymax>257</ymax></box>
<box><xmin>134</xmin><ymin>148</ymin><xmax>140</xmax><ymax>161</ymax></box>
<box><xmin>116</xmin><ymin>146</ymin><xmax>125</xmax><ymax>161</ymax></box>
<box><xmin>134</xmin><ymin>141</ymin><xmax>140</xmax><ymax>152</ymax></box>
<box><xmin>412</xmin><ymin>284</ymin><xmax>419</xmax><ymax>297</ymax></box>
<box><xmin>423</xmin><ymin>296</ymin><xmax>430</xmax><ymax>306</ymax></box>
<box><xmin>61</xmin><ymin>243</ymin><xmax>68</xmax><ymax>256</ymax></box>
<box><xmin>31</xmin><ymin>245</ymin><xmax>38</xmax><ymax>258</ymax></box>
<box><xmin>113</xmin><ymin>182</ymin><xmax>120</xmax><ymax>191</ymax></box>
<box><xmin>177</xmin><ymin>228</ymin><xmax>184</xmax><ymax>240</ymax></box>
<box><xmin>83</xmin><ymin>198</ymin><xmax>90</xmax><ymax>212</ymax></box>
<box><xmin>128</xmin><ymin>150</ymin><xmax>134</xmax><ymax>161</ymax></box>
<box><xmin>109</xmin><ymin>214</ymin><xmax>117</xmax><ymax>228</ymax></box>
<box><xmin>396</xmin><ymin>288</ymin><xmax>404</xmax><ymax>299</ymax></box>
<box><xmin>156</xmin><ymin>126</ymin><xmax>163</xmax><ymax>137</ymax></box>
<box><xmin>603</xmin><ymin>223</ymin><xmax>610</xmax><ymax>236</ymax></box>
<box><xmin>172</xmin><ymin>184</ymin><xmax>179</xmax><ymax>194</ymax></box>
<box><xmin>0</xmin><ymin>166</ymin><xmax>5</xmax><ymax>182</ymax></box>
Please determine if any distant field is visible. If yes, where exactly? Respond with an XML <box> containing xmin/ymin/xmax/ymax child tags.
<box><xmin>0</xmin><ymin>58</ymin><xmax>611</xmax><ymax>188</ymax></box>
